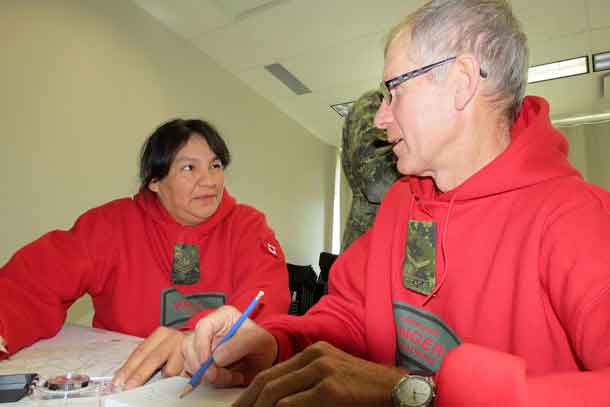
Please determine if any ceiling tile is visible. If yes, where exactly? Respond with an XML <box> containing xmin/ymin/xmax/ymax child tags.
<box><xmin>528</xmin><ymin>32</ymin><xmax>590</xmax><ymax>66</ymax></box>
<box><xmin>131</xmin><ymin>0</ymin><xmax>230</xmax><ymax>39</ymax></box>
<box><xmin>528</xmin><ymin>75</ymin><xmax>595</xmax><ymax>117</ymax></box>
<box><xmin>211</xmin><ymin>0</ymin><xmax>287</xmax><ymax>18</ymax></box>
<box><xmin>512</xmin><ymin>0</ymin><xmax>588</xmax><ymax>39</ymax></box>
<box><xmin>591</xmin><ymin>27</ymin><xmax>610</xmax><ymax>53</ymax></box>
<box><xmin>587</xmin><ymin>0</ymin><xmax>610</xmax><ymax>30</ymax></box>
<box><xmin>270</xmin><ymin>31</ymin><xmax>385</xmax><ymax>92</ymax></box>
<box><xmin>191</xmin><ymin>0</ymin><xmax>418</xmax><ymax>73</ymax></box>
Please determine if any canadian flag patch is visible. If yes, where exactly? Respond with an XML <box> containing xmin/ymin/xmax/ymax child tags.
<box><xmin>264</xmin><ymin>241</ymin><xmax>278</xmax><ymax>257</ymax></box>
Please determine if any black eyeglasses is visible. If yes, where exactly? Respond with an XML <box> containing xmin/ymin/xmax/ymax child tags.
<box><xmin>379</xmin><ymin>56</ymin><xmax>488</xmax><ymax>105</ymax></box>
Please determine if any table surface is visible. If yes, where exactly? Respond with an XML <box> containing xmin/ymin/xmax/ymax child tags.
<box><xmin>0</xmin><ymin>325</ymin><xmax>242</xmax><ymax>406</ymax></box>
<box><xmin>0</xmin><ymin>324</ymin><xmax>142</xmax><ymax>381</ymax></box>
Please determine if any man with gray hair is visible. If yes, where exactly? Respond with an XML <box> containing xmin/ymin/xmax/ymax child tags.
<box><xmin>182</xmin><ymin>1</ymin><xmax>610</xmax><ymax>405</ymax></box>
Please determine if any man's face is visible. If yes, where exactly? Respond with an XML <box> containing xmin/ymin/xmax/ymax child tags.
<box><xmin>374</xmin><ymin>34</ymin><xmax>456</xmax><ymax>178</ymax></box>
<box><xmin>149</xmin><ymin>135</ymin><xmax>225</xmax><ymax>226</ymax></box>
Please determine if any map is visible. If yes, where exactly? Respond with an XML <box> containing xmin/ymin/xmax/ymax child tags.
<box><xmin>0</xmin><ymin>324</ymin><xmax>141</xmax><ymax>380</ymax></box>
<box><xmin>0</xmin><ymin>325</ymin><xmax>242</xmax><ymax>406</ymax></box>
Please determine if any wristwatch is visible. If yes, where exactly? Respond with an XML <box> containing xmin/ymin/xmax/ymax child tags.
<box><xmin>391</xmin><ymin>374</ymin><xmax>436</xmax><ymax>407</ymax></box>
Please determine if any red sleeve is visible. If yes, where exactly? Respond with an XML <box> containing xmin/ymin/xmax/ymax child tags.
<box><xmin>0</xmin><ymin>206</ymin><xmax>117</xmax><ymax>357</ymax></box>
<box><xmin>259</xmin><ymin>232</ymin><xmax>369</xmax><ymax>362</ymax></box>
<box><xmin>181</xmin><ymin>208</ymin><xmax>290</xmax><ymax>330</ymax></box>
<box><xmin>436</xmin><ymin>192</ymin><xmax>610</xmax><ymax>406</ymax></box>
<box><xmin>436</xmin><ymin>344</ymin><xmax>610</xmax><ymax>406</ymax></box>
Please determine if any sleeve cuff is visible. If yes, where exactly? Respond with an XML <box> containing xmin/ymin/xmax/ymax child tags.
<box><xmin>258</xmin><ymin>324</ymin><xmax>297</xmax><ymax>363</ymax></box>
<box><xmin>435</xmin><ymin>343</ymin><xmax>527</xmax><ymax>406</ymax></box>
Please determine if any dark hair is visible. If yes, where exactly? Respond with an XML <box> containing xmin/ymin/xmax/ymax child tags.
<box><xmin>139</xmin><ymin>119</ymin><xmax>231</xmax><ymax>192</ymax></box>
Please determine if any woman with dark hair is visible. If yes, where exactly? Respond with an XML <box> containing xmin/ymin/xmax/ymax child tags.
<box><xmin>0</xmin><ymin>118</ymin><xmax>290</xmax><ymax>388</ymax></box>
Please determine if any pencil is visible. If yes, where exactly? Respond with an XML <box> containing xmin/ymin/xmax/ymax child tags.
<box><xmin>179</xmin><ymin>291</ymin><xmax>264</xmax><ymax>398</ymax></box>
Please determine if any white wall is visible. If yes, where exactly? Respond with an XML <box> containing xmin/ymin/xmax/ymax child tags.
<box><xmin>561</xmin><ymin>122</ymin><xmax>610</xmax><ymax>190</ymax></box>
<box><xmin>0</xmin><ymin>0</ymin><xmax>335</xmax><ymax>324</ymax></box>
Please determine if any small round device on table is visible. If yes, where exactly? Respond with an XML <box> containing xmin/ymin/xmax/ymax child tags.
<box><xmin>45</xmin><ymin>374</ymin><xmax>90</xmax><ymax>391</ymax></box>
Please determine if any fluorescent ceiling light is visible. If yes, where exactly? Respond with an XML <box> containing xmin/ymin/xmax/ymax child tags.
<box><xmin>265</xmin><ymin>63</ymin><xmax>311</xmax><ymax>95</ymax></box>
<box><xmin>593</xmin><ymin>51</ymin><xmax>610</xmax><ymax>72</ymax></box>
<box><xmin>552</xmin><ymin>112</ymin><xmax>610</xmax><ymax>127</ymax></box>
<box><xmin>331</xmin><ymin>102</ymin><xmax>354</xmax><ymax>117</ymax></box>
<box><xmin>528</xmin><ymin>56</ymin><xmax>589</xmax><ymax>84</ymax></box>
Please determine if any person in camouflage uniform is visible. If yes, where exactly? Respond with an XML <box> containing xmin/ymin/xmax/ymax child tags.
<box><xmin>341</xmin><ymin>89</ymin><xmax>400</xmax><ymax>251</ymax></box>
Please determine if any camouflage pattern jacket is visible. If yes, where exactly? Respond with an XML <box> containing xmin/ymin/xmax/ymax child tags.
<box><xmin>341</xmin><ymin>90</ymin><xmax>400</xmax><ymax>251</ymax></box>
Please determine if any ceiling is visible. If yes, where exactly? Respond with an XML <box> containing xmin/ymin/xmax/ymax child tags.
<box><xmin>131</xmin><ymin>0</ymin><xmax>610</xmax><ymax>146</ymax></box>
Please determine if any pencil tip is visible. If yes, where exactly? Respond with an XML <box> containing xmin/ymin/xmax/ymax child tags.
<box><xmin>179</xmin><ymin>384</ymin><xmax>193</xmax><ymax>399</ymax></box>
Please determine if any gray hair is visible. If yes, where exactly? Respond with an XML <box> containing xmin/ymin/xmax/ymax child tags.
<box><xmin>386</xmin><ymin>0</ymin><xmax>529</xmax><ymax>121</ymax></box>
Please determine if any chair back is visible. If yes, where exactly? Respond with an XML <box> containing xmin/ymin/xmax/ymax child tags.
<box><xmin>286</xmin><ymin>263</ymin><xmax>318</xmax><ymax>315</ymax></box>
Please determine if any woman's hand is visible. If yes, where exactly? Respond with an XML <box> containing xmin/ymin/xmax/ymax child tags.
<box><xmin>234</xmin><ymin>341</ymin><xmax>406</xmax><ymax>407</ymax></box>
<box><xmin>182</xmin><ymin>305</ymin><xmax>278</xmax><ymax>388</ymax></box>
<box><xmin>113</xmin><ymin>326</ymin><xmax>188</xmax><ymax>389</ymax></box>
<box><xmin>0</xmin><ymin>335</ymin><xmax>7</xmax><ymax>353</ymax></box>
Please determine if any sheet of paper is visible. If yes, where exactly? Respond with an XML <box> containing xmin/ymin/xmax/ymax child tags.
<box><xmin>0</xmin><ymin>325</ymin><xmax>243</xmax><ymax>406</ymax></box>
<box><xmin>1</xmin><ymin>377</ymin><xmax>242</xmax><ymax>407</ymax></box>
<box><xmin>0</xmin><ymin>325</ymin><xmax>142</xmax><ymax>379</ymax></box>
<box><xmin>103</xmin><ymin>377</ymin><xmax>242</xmax><ymax>407</ymax></box>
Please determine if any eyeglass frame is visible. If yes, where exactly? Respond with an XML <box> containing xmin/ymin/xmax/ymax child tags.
<box><xmin>379</xmin><ymin>56</ymin><xmax>488</xmax><ymax>105</ymax></box>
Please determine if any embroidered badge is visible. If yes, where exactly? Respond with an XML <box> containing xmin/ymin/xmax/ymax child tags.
<box><xmin>160</xmin><ymin>288</ymin><xmax>225</xmax><ymax>328</ymax></box>
<box><xmin>393</xmin><ymin>301</ymin><xmax>461</xmax><ymax>374</ymax></box>
<box><xmin>403</xmin><ymin>220</ymin><xmax>437</xmax><ymax>295</ymax></box>
<box><xmin>172</xmin><ymin>244</ymin><xmax>200</xmax><ymax>285</ymax></box>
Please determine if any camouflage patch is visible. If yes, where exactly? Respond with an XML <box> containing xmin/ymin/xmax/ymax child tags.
<box><xmin>403</xmin><ymin>220</ymin><xmax>437</xmax><ymax>295</ymax></box>
<box><xmin>172</xmin><ymin>244</ymin><xmax>200</xmax><ymax>285</ymax></box>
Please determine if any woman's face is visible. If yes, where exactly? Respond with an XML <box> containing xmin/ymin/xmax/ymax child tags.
<box><xmin>149</xmin><ymin>134</ymin><xmax>225</xmax><ymax>226</ymax></box>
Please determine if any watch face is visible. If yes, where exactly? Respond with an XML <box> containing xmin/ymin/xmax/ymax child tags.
<box><xmin>395</xmin><ymin>376</ymin><xmax>433</xmax><ymax>407</ymax></box>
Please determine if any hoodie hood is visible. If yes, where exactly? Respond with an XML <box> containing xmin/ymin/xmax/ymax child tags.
<box><xmin>409</xmin><ymin>96</ymin><xmax>581</xmax><ymax>202</ymax></box>
<box><xmin>134</xmin><ymin>187</ymin><xmax>237</xmax><ymax>238</ymax></box>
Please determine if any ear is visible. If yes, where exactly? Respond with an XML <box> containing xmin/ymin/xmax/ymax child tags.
<box><xmin>148</xmin><ymin>179</ymin><xmax>160</xmax><ymax>193</ymax></box>
<box><xmin>452</xmin><ymin>54</ymin><xmax>481</xmax><ymax>111</ymax></box>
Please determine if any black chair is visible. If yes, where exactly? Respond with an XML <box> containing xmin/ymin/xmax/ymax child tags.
<box><xmin>318</xmin><ymin>252</ymin><xmax>338</xmax><ymax>283</ymax></box>
<box><xmin>286</xmin><ymin>263</ymin><xmax>318</xmax><ymax>315</ymax></box>
<box><xmin>315</xmin><ymin>252</ymin><xmax>339</xmax><ymax>301</ymax></box>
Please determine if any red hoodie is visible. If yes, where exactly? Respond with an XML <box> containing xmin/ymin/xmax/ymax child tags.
<box><xmin>261</xmin><ymin>96</ymin><xmax>610</xmax><ymax>406</ymax></box>
<box><xmin>0</xmin><ymin>188</ymin><xmax>290</xmax><ymax>357</ymax></box>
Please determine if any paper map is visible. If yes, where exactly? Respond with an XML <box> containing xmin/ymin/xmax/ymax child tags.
<box><xmin>0</xmin><ymin>325</ymin><xmax>242</xmax><ymax>406</ymax></box>
<box><xmin>0</xmin><ymin>325</ymin><xmax>141</xmax><ymax>380</ymax></box>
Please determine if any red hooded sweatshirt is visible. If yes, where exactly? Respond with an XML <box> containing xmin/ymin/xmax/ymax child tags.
<box><xmin>0</xmin><ymin>189</ymin><xmax>290</xmax><ymax>357</ymax></box>
<box><xmin>261</xmin><ymin>96</ymin><xmax>610</xmax><ymax>406</ymax></box>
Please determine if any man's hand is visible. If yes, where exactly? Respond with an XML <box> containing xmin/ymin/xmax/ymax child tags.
<box><xmin>234</xmin><ymin>341</ymin><xmax>406</xmax><ymax>407</ymax></box>
<box><xmin>113</xmin><ymin>326</ymin><xmax>187</xmax><ymax>389</ymax></box>
<box><xmin>0</xmin><ymin>336</ymin><xmax>7</xmax><ymax>353</ymax></box>
<box><xmin>182</xmin><ymin>305</ymin><xmax>277</xmax><ymax>388</ymax></box>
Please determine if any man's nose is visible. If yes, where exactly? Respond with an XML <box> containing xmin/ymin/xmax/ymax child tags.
<box><xmin>374</xmin><ymin>101</ymin><xmax>393</xmax><ymax>130</ymax></box>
